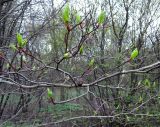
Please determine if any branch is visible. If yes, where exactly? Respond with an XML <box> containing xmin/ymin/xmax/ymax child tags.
<box><xmin>1</xmin><ymin>61</ymin><xmax>159</xmax><ymax>89</ymax></box>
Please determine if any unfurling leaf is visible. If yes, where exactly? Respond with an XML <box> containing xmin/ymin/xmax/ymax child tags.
<box><xmin>62</xmin><ymin>3</ymin><xmax>70</xmax><ymax>23</ymax></box>
<box><xmin>64</xmin><ymin>52</ymin><xmax>70</xmax><ymax>59</ymax></box>
<box><xmin>16</xmin><ymin>33</ymin><xmax>23</xmax><ymax>47</ymax></box>
<box><xmin>144</xmin><ymin>79</ymin><xmax>151</xmax><ymax>88</ymax></box>
<box><xmin>98</xmin><ymin>11</ymin><xmax>106</xmax><ymax>24</ymax></box>
<box><xmin>139</xmin><ymin>96</ymin><xmax>143</xmax><ymax>103</ymax></box>
<box><xmin>79</xmin><ymin>45</ymin><xmax>83</xmax><ymax>55</ymax></box>
<box><xmin>16</xmin><ymin>33</ymin><xmax>27</xmax><ymax>48</ymax></box>
<box><xmin>9</xmin><ymin>43</ymin><xmax>17</xmax><ymax>51</ymax></box>
<box><xmin>130</xmin><ymin>48</ymin><xmax>138</xmax><ymax>60</ymax></box>
<box><xmin>89</xmin><ymin>58</ymin><xmax>95</xmax><ymax>67</ymax></box>
<box><xmin>47</xmin><ymin>88</ymin><xmax>53</xmax><ymax>98</ymax></box>
<box><xmin>76</xmin><ymin>14</ymin><xmax>81</xmax><ymax>24</ymax></box>
<box><xmin>21</xmin><ymin>39</ymin><xmax>27</xmax><ymax>47</ymax></box>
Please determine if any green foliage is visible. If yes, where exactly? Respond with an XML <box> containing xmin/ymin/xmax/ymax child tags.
<box><xmin>16</xmin><ymin>33</ymin><xmax>27</xmax><ymax>48</ymax></box>
<box><xmin>79</xmin><ymin>45</ymin><xmax>83</xmax><ymax>55</ymax></box>
<box><xmin>47</xmin><ymin>88</ymin><xmax>53</xmax><ymax>98</ymax></box>
<box><xmin>126</xmin><ymin>115</ymin><xmax>131</xmax><ymax>122</ymax></box>
<box><xmin>124</xmin><ymin>95</ymin><xmax>133</xmax><ymax>103</ymax></box>
<box><xmin>98</xmin><ymin>11</ymin><xmax>106</xmax><ymax>24</ymax></box>
<box><xmin>1</xmin><ymin>121</ymin><xmax>38</xmax><ymax>127</ymax></box>
<box><xmin>144</xmin><ymin>79</ymin><xmax>151</xmax><ymax>88</ymax></box>
<box><xmin>22</xmin><ymin>39</ymin><xmax>27</xmax><ymax>47</ymax></box>
<box><xmin>76</xmin><ymin>13</ymin><xmax>81</xmax><ymax>24</ymax></box>
<box><xmin>22</xmin><ymin>55</ymin><xmax>27</xmax><ymax>62</ymax></box>
<box><xmin>40</xmin><ymin>103</ymin><xmax>82</xmax><ymax>113</ymax></box>
<box><xmin>88</xmin><ymin>58</ymin><xmax>95</xmax><ymax>67</ymax></box>
<box><xmin>152</xmin><ymin>81</ymin><xmax>157</xmax><ymax>88</ymax></box>
<box><xmin>130</xmin><ymin>48</ymin><xmax>139</xmax><ymax>60</ymax></box>
<box><xmin>1</xmin><ymin>121</ymin><xmax>13</xmax><ymax>127</ymax></box>
<box><xmin>86</xmin><ymin>26</ymin><xmax>92</xmax><ymax>33</ymax></box>
<box><xmin>6</xmin><ymin>63</ymin><xmax>10</xmax><ymax>69</ymax></box>
<box><xmin>16</xmin><ymin>33</ymin><xmax>23</xmax><ymax>46</ymax></box>
<box><xmin>62</xmin><ymin>3</ymin><xmax>70</xmax><ymax>23</ymax></box>
<box><xmin>54</xmin><ymin>103</ymin><xmax>82</xmax><ymax>112</ymax></box>
<box><xmin>139</xmin><ymin>96</ymin><xmax>143</xmax><ymax>103</ymax></box>
<box><xmin>63</xmin><ymin>52</ymin><xmax>70</xmax><ymax>59</ymax></box>
<box><xmin>9</xmin><ymin>43</ymin><xmax>17</xmax><ymax>51</ymax></box>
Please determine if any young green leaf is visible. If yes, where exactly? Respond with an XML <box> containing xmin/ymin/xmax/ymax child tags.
<box><xmin>126</xmin><ymin>115</ymin><xmax>130</xmax><ymax>122</ymax></box>
<box><xmin>47</xmin><ymin>88</ymin><xmax>53</xmax><ymax>98</ymax></box>
<box><xmin>22</xmin><ymin>55</ymin><xmax>26</xmax><ymax>62</ymax></box>
<box><xmin>9</xmin><ymin>43</ymin><xmax>17</xmax><ymax>51</ymax></box>
<box><xmin>130</xmin><ymin>48</ymin><xmax>138</xmax><ymax>60</ymax></box>
<box><xmin>64</xmin><ymin>52</ymin><xmax>70</xmax><ymax>59</ymax></box>
<box><xmin>139</xmin><ymin>96</ymin><xmax>143</xmax><ymax>103</ymax></box>
<box><xmin>62</xmin><ymin>3</ymin><xmax>70</xmax><ymax>23</ymax></box>
<box><xmin>76</xmin><ymin>14</ymin><xmax>81</xmax><ymax>24</ymax></box>
<box><xmin>6</xmin><ymin>63</ymin><xmax>10</xmax><ymax>69</ymax></box>
<box><xmin>98</xmin><ymin>11</ymin><xmax>106</xmax><ymax>24</ymax></box>
<box><xmin>116</xmin><ymin>104</ymin><xmax>120</xmax><ymax>109</ymax></box>
<box><xmin>93</xmin><ymin>111</ymin><xmax>97</xmax><ymax>116</ymax></box>
<box><xmin>144</xmin><ymin>79</ymin><xmax>151</xmax><ymax>88</ymax></box>
<box><xmin>153</xmin><ymin>82</ymin><xmax>156</xmax><ymax>88</ymax></box>
<box><xmin>21</xmin><ymin>39</ymin><xmax>27</xmax><ymax>47</ymax></box>
<box><xmin>16</xmin><ymin>33</ymin><xmax>23</xmax><ymax>47</ymax></box>
<box><xmin>89</xmin><ymin>58</ymin><xmax>95</xmax><ymax>67</ymax></box>
<box><xmin>79</xmin><ymin>45</ymin><xmax>83</xmax><ymax>55</ymax></box>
